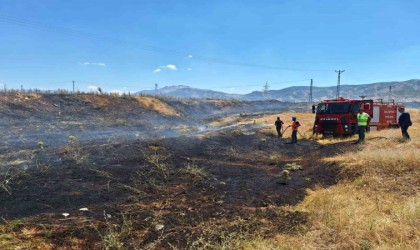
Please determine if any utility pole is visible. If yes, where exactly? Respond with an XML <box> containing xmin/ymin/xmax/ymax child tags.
<box><xmin>72</xmin><ymin>80</ymin><xmax>75</xmax><ymax>93</ymax></box>
<box><xmin>263</xmin><ymin>81</ymin><xmax>270</xmax><ymax>100</ymax></box>
<box><xmin>335</xmin><ymin>70</ymin><xmax>345</xmax><ymax>99</ymax></box>
<box><xmin>21</xmin><ymin>85</ymin><xmax>23</xmax><ymax>93</ymax></box>
<box><xmin>388</xmin><ymin>85</ymin><xmax>392</xmax><ymax>101</ymax></box>
<box><xmin>309</xmin><ymin>79</ymin><xmax>313</xmax><ymax>102</ymax></box>
<box><xmin>155</xmin><ymin>83</ymin><xmax>158</xmax><ymax>96</ymax></box>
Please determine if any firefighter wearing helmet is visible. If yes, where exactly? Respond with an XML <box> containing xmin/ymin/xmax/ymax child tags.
<box><xmin>291</xmin><ymin>116</ymin><xmax>300</xmax><ymax>144</ymax></box>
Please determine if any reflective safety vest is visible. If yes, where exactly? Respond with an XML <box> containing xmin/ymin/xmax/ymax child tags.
<box><xmin>292</xmin><ymin>121</ymin><xmax>300</xmax><ymax>131</ymax></box>
<box><xmin>357</xmin><ymin>112</ymin><xmax>369</xmax><ymax>126</ymax></box>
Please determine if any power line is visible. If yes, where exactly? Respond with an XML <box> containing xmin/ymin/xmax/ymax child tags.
<box><xmin>216</xmin><ymin>79</ymin><xmax>311</xmax><ymax>89</ymax></box>
<box><xmin>309</xmin><ymin>79</ymin><xmax>313</xmax><ymax>102</ymax></box>
<box><xmin>2</xmin><ymin>78</ymin><xmax>314</xmax><ymax>93</ymax></box>
<box><xmin>58</xmin><ymin>78</ymin><xmax>313</xmax><ymax>91</ymax></box>
<box><xmin>335</xmin><ymin>70</ymin><xmax>345</xmax><ymax>99</ymax></box>
<box><xmin>388</xmin><ymin>85</ymin><xmax>392</xmax><ymax>101</ymax></box>
<box><xmin>0</xmin><ymin>14</ymin><xmax>334</xmax><ymax>72</ymax></box>
<box><xmin>263</xmin><ymin>81</ymin><xmax>270</xmax><ymax>99</ymax></box>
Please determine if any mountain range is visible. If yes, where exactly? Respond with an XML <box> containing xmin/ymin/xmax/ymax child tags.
<box><xmin>138</xmin><ymin>79</ymin><xmax>420</xmax><ymax>102</ymax></box>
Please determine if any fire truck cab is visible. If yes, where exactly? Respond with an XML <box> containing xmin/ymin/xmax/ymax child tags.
<box><xmin>313</xmin><ymin>97</ymin><xmax>404</xmax><ymax>136</ymax></box>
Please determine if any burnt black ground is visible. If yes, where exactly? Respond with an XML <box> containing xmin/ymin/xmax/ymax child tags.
<box><xmin>1</xmin><ymin>93</ymin><xmax>350</xmax><ymax>249</ymax></box>
<box><xmin>0</xmin><ymin>128</ymin><xmax>358</xmax><ymax>248</ymax></box>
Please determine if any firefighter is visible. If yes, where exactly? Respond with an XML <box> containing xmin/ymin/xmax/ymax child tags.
<box><xmin>291</xmin><ymin>116</ymin><xmax>301</xmax><ymax>144</ymax></box>
<box><xmin>356</xmin><ymin>108</ymin><xmax>371</xmax><ymax>144</ymax></box>
<box><xmin>398</xmin><ymin>107</ymin><xmax>412</xmax><ymax>140</ymax></box>
<box><xmin>274</xmin><ymin>117</ymin><xmax>284</xmax><ymax>138</ymax></box>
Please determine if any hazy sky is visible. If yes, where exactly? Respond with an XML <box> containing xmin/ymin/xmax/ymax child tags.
<box><xmin>1</xmin><ymin>0</ymin><xmax>419</xmax><ymax>94</ymax></box>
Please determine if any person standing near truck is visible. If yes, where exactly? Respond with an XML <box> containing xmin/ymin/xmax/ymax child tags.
<box><xmin>398</xmin><ymin>107</ymin><xmax>412</xmax><ymax>140</ymax></box>
<box><xmin>274</xmin><ymin>117</ymin><xmax>284</xmax><ymax>138</ymax></box>
<box><xmin>291</xmin><ymin>116</ymin><xmax>301</xmax><ymax>144</ymax></box>
<box><xmin>356</xmin><ymin>108</ymin><xmax>371</xmax><ymax>144</ymax></box>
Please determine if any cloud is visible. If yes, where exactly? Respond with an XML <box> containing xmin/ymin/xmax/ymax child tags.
<box><xmin>187</xmin><ymin>68</ymin><xmax>192</xmax><ymax>71</ymax></box>
<box><xmin>187</xmin><ymin>55</ymin><xmax>193</xmax><ymax>58</ymax></box>
<box><xmin>153</xmin><ymin>64</ymin><xmax>178</xmax><ymax>73</ymax></box>
<box><xmin>81</xmin><ymin>62</ymin><xmax>106</xmax><ymax>67</ymax></box>
<box><xmin>165</xmin><ymin>64</ymin><xmax>177</xmax><ymax>70</ymax></box>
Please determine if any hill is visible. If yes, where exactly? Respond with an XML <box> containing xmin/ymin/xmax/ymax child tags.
<box><xmin>0</xmin><ymin>93</ymin><xmax>309</xmax><ymax>152</ymax></box>
<box><xmin>138</xmin><ymin>85</ymin><xmax>241</xmax><ymax>99</ymax></box>
<box><xmin>245</xmin><ymin>79</ymin><xmax>420</xmax><ymax>102</ymax></box>
<box><xmin>139</xmin><ymin>79</ymin><xmax>420</xmax><ymax>102</ymax></box>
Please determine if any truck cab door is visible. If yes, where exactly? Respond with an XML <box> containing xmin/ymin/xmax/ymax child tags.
<box><xmin>350</xmin><ymin>100</ymin><xmax>373</xmax><ymax>118</ymax></box>
<box><xmin>362</xmin><ymin>100</ymin><xmax>374</xmax><ymax>117</ymax></box>
<box><xmin>350</xmin><ymin>102</ymin><xmax>361</xmax><ymax>119</ymax></box>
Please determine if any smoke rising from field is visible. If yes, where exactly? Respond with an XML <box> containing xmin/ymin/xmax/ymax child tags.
<box><xmin>0</xmin><ymin>93</ymin><xmax>311</xmax><ymax>153</ymax></box>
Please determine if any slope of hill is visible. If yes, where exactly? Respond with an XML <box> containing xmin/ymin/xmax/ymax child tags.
<box><xmin>0</xmin><ymin>93</ymin><xmax>309</xmax><ymax>152</ymax></box>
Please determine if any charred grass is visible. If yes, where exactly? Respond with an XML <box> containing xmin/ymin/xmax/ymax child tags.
<box><xmin>0</xmin><ymin>120</ymin><xmax>342</xmax><ymax>249</ymax></box>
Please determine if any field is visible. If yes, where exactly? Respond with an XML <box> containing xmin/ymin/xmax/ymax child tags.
<box><xmin>0</xmin><ymin>93</ymin><xmax>418</xmax><ymax>249</ymax></box>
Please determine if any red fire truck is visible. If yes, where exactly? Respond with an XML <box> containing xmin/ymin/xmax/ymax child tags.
<box><xmin>313</xmin><ymin>97</ymin><xmax>404</xmax><ymax>136</ymax></box>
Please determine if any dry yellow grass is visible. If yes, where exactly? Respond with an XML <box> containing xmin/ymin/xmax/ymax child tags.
<box><xmin>253</xmin><ymin>112</ymin><xmax>316</xmax><ymax>140</ymax></box>
<box><xmin>76</xmin><ymin>94</ymin><xmax>111</xmax><ymax>107</ymax></box>
<box><xmin>271</xmin><ymin>108</ymin><xmax>420</xmax><ymax>249</ymax></box>
<box><xmin>208</xmin><ymin>116</ymin><xmax>241</xmax><ymax>127</ymax></box>
<box><xmin>208</xmin><ymin>111</ymin><xmax>316</xmax><ymax>139</ymax></box>
<box><xmin>205</xmin><ymin>99</ymin><xmax>240</xmax><ymax>107</ymax></box>
<box><xmin>295</xmin><ymin>187</ymin><xmax>419</xmax><ymax>249</ymax></box>
<box><xmin>134</xmin><ymin>96</ymin><xmax>181</xmax><ymax>116</ymax></box>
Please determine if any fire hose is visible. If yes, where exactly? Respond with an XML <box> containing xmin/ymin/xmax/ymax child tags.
<box><xmin>281</xmin><ymin>125</ymin><xmax>291</xmax><ymax>136</ymax></box>
<box><xmin>281</xmin><ymin>125</ymin><xmax>303</xmax><ymax>138</ymax></box>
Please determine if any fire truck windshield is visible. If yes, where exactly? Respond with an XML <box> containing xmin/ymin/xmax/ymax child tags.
<box><xmin>317</xmin><ymin>102</ymin><xmax>350</xmax><ymax>114</ymax></box>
